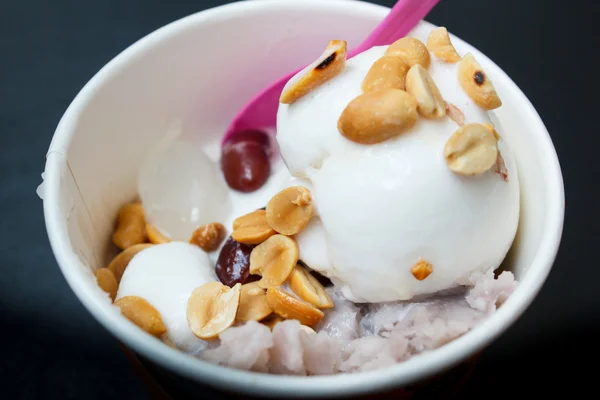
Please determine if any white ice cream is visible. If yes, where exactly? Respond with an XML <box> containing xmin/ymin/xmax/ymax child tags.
<box><xmin>116</xmin><ymin>242</ymin><xmax>217</xmax><ymax>354</ymax></box>
<box><xmin>277</xmin><ymin>43</ymin><xmax>520</xmax><ymax>302</ymax></box>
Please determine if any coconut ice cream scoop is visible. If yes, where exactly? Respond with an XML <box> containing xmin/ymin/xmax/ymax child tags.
<box><xmin>277</xmin><ymin>32</ymin><xmax>519</xmax><ymax>302</ymax></box>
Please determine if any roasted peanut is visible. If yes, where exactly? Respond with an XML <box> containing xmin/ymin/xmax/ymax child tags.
<box><xmin>236</xmin><ymin>282</ymin><xmax>272</xmax><ymax>322</ymax></box>
<box><xmin>411</xmin><ymin>259</ymin><xmax>433</xmax><ymax>281</ymax></box>
<box><xmin>444</xmin><ymin>123</ymin><xmax>499</xmax><ymax>175</ymax></box>
<box><xmin>108</xmin><ymin>243</ymin><xmax>154</xmax><ymax>283</ymax></box>
<box><xmin>458</xmin><ymin>53</ymin><xmax>502</xmax><ymax>110</ymax></box>
<box><xmin>289</xmin><ymin>265</ymin><xmax>333</xmax><ymax>309</ymax></box>
<box><xmin>362</xmin><ymin>56</ymin><xmax>410</xmax><ymax>92</ymax></box>
<box><xmin>405</xmin><ymin>64</ymin><xmax>445</xmax><ymax>119</ymax></box>
<box><xmin>427</xmin><ymin>27</ymin><xmax>461</xmax><ymax>62</ymax></box>
<box><xmin>95</xmin><ymin>268</ymin><xmax>118</xmax><ymax>301</ymax></box>
<box><xmin>385</xmin><ymin>37</ymin><xmax>430</xmax><ymax>69</ymax></box>
<box><xmin>249</xmin><ymin>235</ymin><xmax>298</xmax><ymax>288</ymax></box>
<box><xmin>445</xmin><ymin>102</ymin><xmax>465</xmax><ymax>126</ymax></box>
<box><xmin>186</xmin><ymin>282</ymin><xmax>241</xmax><ymax>340</ymax></box>
<box><xmin>146</xmin><ymin>223</ymin><xmax>171</xmax><ymax>244</ymax></box>
<box><xmin>190</xmin><ymin>222</ymin><xmax>226</xmax><ymax>251</ymax></box>
<box><xmin>114</xmin><ymin>296</ymin><xmax>167</xmax><ymax>336</ymax></box>
<box><xmin>266</xmin><ymin>287</ymin><xmax>324</xmax><ymax>327</ymax></box>
<box><xmin>266</xmin><ymin>186</ymin><xmax>313</xmax><ymax>236</ymax></box>
<box><xmin>338</xmin><ymin>89</ymin><xmax>418</xmax><ymax>144</ymax></box>
<box><xmin>112</xmin><ymin>203</ymin><xmax>147</xmax><ymax>250</ymax></box>
<box><xmin>280</xmin><ymin>40</ymin><xmax>347</xmax><ymax>104</ymax></box>
<box><xmin>231</xmin><ymin>210</ymin><xmax>275</xmax><ymax>245</ymax></box>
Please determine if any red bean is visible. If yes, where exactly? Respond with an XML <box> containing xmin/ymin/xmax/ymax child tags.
<box><xmin>221</xmin><ymin>141</ymin><xmax>270</xmax><ymax>193</ymax></box>
<box><xmin>215</xmin><ymin>236</ymin><xmax>260</xmax><ymax>287</ymax></box>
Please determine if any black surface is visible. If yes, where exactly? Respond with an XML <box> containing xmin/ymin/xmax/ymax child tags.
<box><xmin>1</xmin><ymin>0</ymin><xmax>596</xmax><ymax>398</ymax></box>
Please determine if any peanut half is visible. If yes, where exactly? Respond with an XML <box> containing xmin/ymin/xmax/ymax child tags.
<box><xmin>444</xmin><ymin>123</ymin><xmax>499</xmax><ymax>176</ymax></box>
<box><xmin>114</xmin><ymin>296</ymin><xmax>167</xmax><ymax>337</ymax></box>
<box><xmin>95</xmin><ymin>268</ymin><xmax>118</xmax><ymax>301</ymax></box>
<box><xmin>338</xmin><ymin>89</ymin><xmax>418</xmax><ymax>145</ymax></box>
<box><xmin>289</xmin><ymin>265</ymin><xmax>333</xmax><ymax>309</ymax></box>
<box><xmin>385</xmin><ymin>37</ymin><xmax>430</xmax><ymax>69</ymax></box>
<box><xmin>362</xmin><ymin>56</ymin><xmax>410</xmax><ymax>92</ymax></box>
<box><xmin>411</xmin><ymin>259</ymin><xmax>433</xmax><ymax>281</ymax></box>
<box><xmin>146</xmin><ymin>223</ymin><xmax>171</xmax><ymax>244</ymax></box>
<box><xmin>190</xmin><ymin>222</ymin><xmax>227</xmax><ymax>251</ymax></box>
<box><xmin>280</xmin><ymin>40</ymin><xmax>347</xmax><ymax>104</ymax></box>
<box><xmin>458</xmin><ymin>53</ymin><xmax>502</xmax><ymax>110</ymax></box>
<box><xmin>187</xmin><ymin>281</ymin><xmax>241</xmax><ymax>340</ymax></box>
<box><xmin>249</xmin><ymin>234</ymin><xmax>298</xmax><ymax>288</ymax></box>
<box><xmin>266</xmin><ymin>186</ymin><xmax>313</xmax><ymax>236</ymax></box>
<box><xmin>266</xmin><ymin>287</ymin><xmax>324</xmax><ymax>327</ymax></box>
<box><xmin>112</xmin><ymin>203</ymin><xmax>147</xmax><ymax>250</ymax></box>
<box><xmin>427</xmin><ymin>27</ymin><xmax>461</xmax><ymax>63</ymax></box>
<box><xmin>231</xmin><ymin>210</ymin><xmax>275</xmax><ymax>245</ymax></box>
<box><xmin>108</xmin><ymin>243</ymin><xmax>154</xmax><ymax>283</ymax></box>
<box><xmin>236</xmin><ymin>282</ymin><xmax>273</xmax><ymax>322</ymax></box>
<box><xmin>405</xmin><ymin>64</ymin><xmax>445</xmax><ymax>119</ymax></box>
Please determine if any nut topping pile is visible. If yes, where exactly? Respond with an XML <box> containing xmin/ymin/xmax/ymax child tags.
<box><xmin>343</xmin><ymin>33</ymin><xmax>503</xmax><ymax>177</ymax></box>
<box><xmin>185</xmin><ymin>185</ymin><xmax>329</xmax><ymax>337</ymax></box>
<box><xmin>281</xmin><ymin>29</ymin><xmax>506</xmax><ymax>179</ymax></box>
<box><xmin>100</xmin><ymin>185</ymin><xmax>330</xmax><ymax>340</ymax></box>
<box><xmin>97</xmin><ymin>201</ymin><xmax>229</xmax><ymax>337</ymax></box>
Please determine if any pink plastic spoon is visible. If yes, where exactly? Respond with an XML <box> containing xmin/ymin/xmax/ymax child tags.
<box><xmin>221</xmin><ymin>0</ymin><xmax>440</xmax><ymax>146</ymax></box>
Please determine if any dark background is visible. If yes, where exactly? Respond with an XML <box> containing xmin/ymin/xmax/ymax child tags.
<box><xmin>1</xmin><ymin>0</ymin><xmax>597</xmax><ymax>398</ymax></box>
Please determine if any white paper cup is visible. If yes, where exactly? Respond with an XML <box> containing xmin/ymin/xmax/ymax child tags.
<box><xmin>41</xmin><ymin>0</ymin><xmax>564</xmax><ymax>397</ymax></box>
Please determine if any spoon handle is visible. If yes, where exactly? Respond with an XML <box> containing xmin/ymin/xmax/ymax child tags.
<box><xmin>349</xmin><ymin>0</ymin><xmax>440</xmax><ymax>57</ymax></box>
<box><xmin>221</xmin><ymin>0</ymin><xmax>440</xmax><ymax>144</ymax></box>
